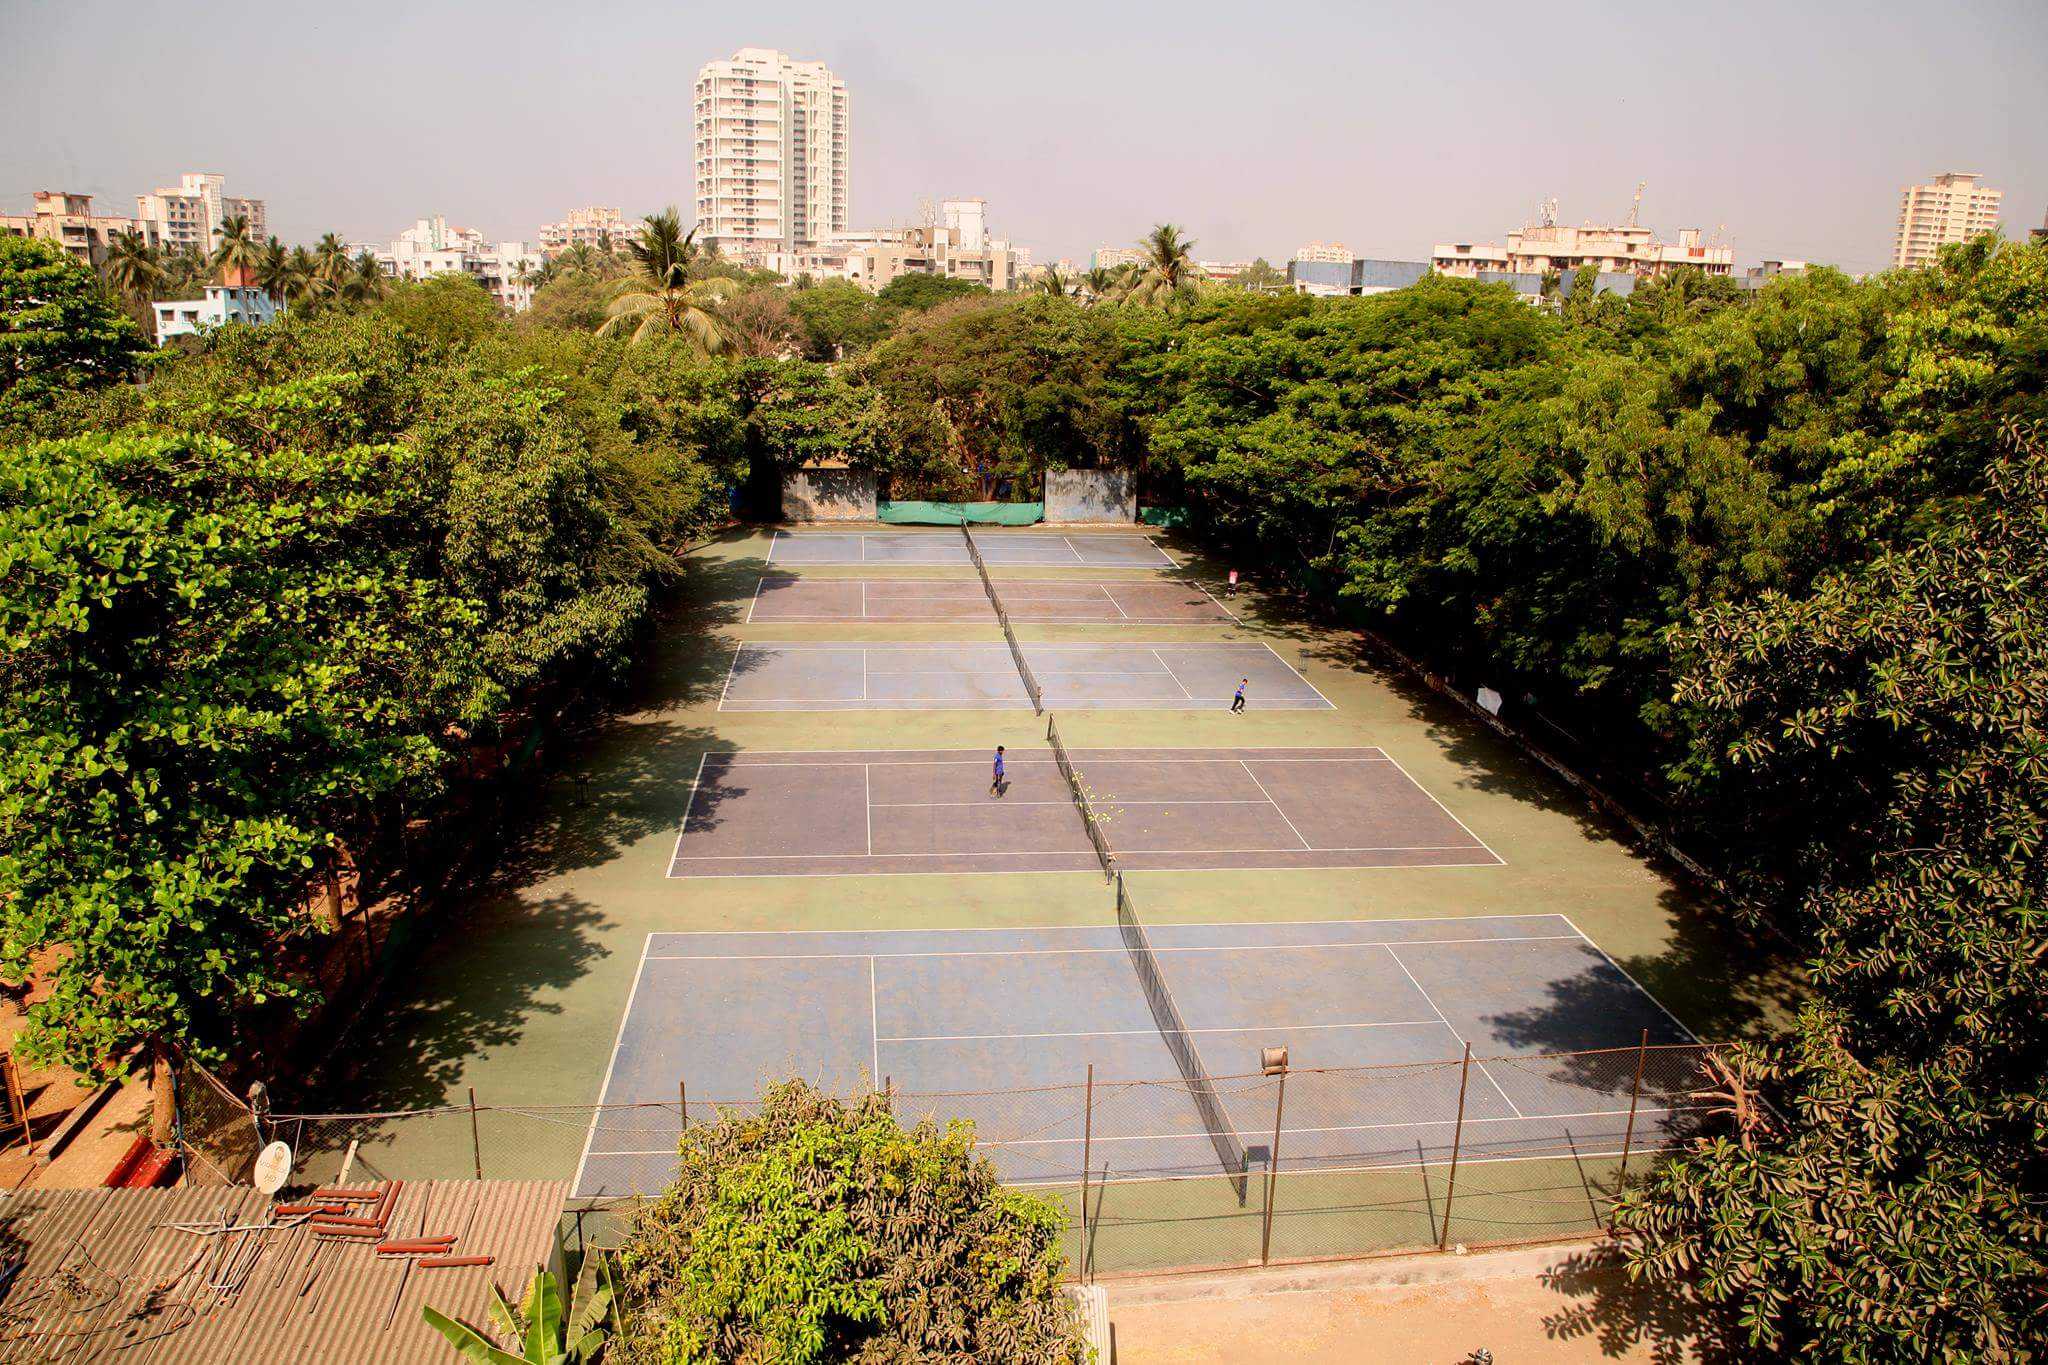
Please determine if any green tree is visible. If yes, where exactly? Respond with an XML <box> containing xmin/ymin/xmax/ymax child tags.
<box><xmin>525</xmin><ymin>273</ymin><xmax>614</xmax><ymax>333</ymax></box>
<box><xmin>254</xmin><ymin>236</ymin><xmax>298</xmax><ymax>304</ymax></box>
<box><xmin>1123</xmin><ymin>223</ymin><xmax>1200</xmax><ymax>307</ymax></box>
<box><xmin>785</xmin><ymin>279</ymin><xmax>896</xmax><ymax>359</ymax></box>
<box><xmin>100</xmin><ymin>230</ymin><xmax>164</xmax><ymax>304</ymax></box>
<box><xmin>0</xmin><ymin>236</ymin><xmax>145</xmax><ymax>427</ymax></box>
<box><xmin>425</xmin><ymin>1267</ymin><xmax>612</xmax><ymax>1364</ymax></box>
<box><xmin>1616</xmin><ymin>422</ymin><xmax>2048</xmax><ymax>1360</ymax></box>
<box><xmin>601</xmin><ymin>208</ymin><xmax>735</xmax><ymax>350</ymax></box>
<box><xmin>343</xmin><ymin>250</ymin><xmax>388</xmax><ymax>305</ymax></box>
<box><xmin>1034</xmin><ymin>266</ymin><xmax>1073</xmax><ymax>297</ymax></box>
<box><xmin>873</xmin><ymin>273</ymin><xmax>987</xmax><ymax>311</ymax></box>
<box><xmin>0</xmin><ymin>400</ymin><xmax>475</xmax><ymax>1128</ymax></box>
<box><xmin>611</xmin><ymin>1081</ymin><xmax>1084</xmax><ymax>1364</ymax></box>
<box><xmin>313</xmin><ymin>232</ymin><xmax>353</xmax><ymax>292</ymax></box>
<box><xmin>209</xmin><ymin>213</ymin><xmax>262</xmax><ymax>283</ymax></box>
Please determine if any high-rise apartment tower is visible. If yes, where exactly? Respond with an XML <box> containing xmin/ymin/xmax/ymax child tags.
<box><xmin>1891</xmin><ymin>171</ymin><xmax>2002</xmax><ymax>270</ymax></box>
<box><xmin>693</xmin><ymin>48</ymin><xmax>849</xmax><ymax>263</ymax></box>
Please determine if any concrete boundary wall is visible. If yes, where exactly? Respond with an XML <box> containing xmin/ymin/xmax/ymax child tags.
<box><xmin>1044</xmin><ymin>467</ymin><xmax>1136</xmax><ymax>523</ymax></box>
<box><xmin>782</xmin><ymin>468</ymin><xmax>878</xmax><ymax>521</ymax></box>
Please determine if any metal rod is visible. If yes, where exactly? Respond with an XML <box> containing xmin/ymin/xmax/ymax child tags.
<box><xmin>1613</xmin><ymin>1029</ymin><xmax>1650</xmax><ymax>1224</ymax></box>
<box><xmin>679</xmin><ymin>1079</ymin><xmax>687</xmax><ymax>1132</ymax></box>
<box><xmin>1438</xmin><ymin>1044</ymin><xmax>1472</xmax><ymax>1251</ymax></box>
<box><xmin>468</xmin><ymin>1087</ymin><xmax>482</xmax><ymax>1181</ymax></box>
<box><xmin>1259</xmin><ymin>1068</ymin><xmax>1288</xmax><ymax>1265</ymax></box>
<box><xmin>1080</xmin><ymin>1064</ymin><xmax>1095</xmax><ymax>1282</ymax></box>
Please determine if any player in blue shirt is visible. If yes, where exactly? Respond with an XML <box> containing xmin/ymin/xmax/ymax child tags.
<box><xmin>990</xmin><ymin>745</ymin><xmax>1006</xmax><ymax>797</ymax></box>
<box><xmin>1231</xmin><ymin>678</ymin><xmax>1248</xmax><ymax>714</ymax></box>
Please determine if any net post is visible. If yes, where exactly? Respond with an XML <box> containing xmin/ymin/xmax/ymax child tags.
<box><xmin>1259</xmin><ymin>1067</ymin><xmax>1288</xmax><ymax>1266</ymax></box>
<box><xmin>467</xmin><ymin>1087</ymin><xmax>483</xmax><ymax>1181</ymax></box>
<box><xmin>1080</xmin><ymin>1063</ymin><xmax>1095</xmax><ymax>1283</ymax></box>
<box><xmin>679</xmin><ymin>1079</ymin><xmax>688</xmax><ymax>1132</ymax></box>
<box><xmin>1438</xmin><ymin>1044</ymin><xmax>1472</xmax><ymax>1251</ymax></box>
<box><xmin>1613</xmin><ymin>1029</ymin><xmax>1649</xmax><ymax>1225</ymax></box>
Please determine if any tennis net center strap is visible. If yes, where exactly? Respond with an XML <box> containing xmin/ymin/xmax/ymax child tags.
<box><xmin>1116</xmin><ymin>873</ymin><xmax>1250</xmax><ymax>1201</ymax></box>
<box><xmin>961</xmin><ymin>523</ymin><xmax>1043</xmax><ymax>714</ymax></box>
<box><xmin>1047</xmin><ymin>715</ymin><xmax>1114</xmax><ymax>880</ymax></box>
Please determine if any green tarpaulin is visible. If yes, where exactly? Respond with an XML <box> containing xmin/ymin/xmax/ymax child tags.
<box><xmin>1139</xmin><ymin>506</ymin><xmax>1191</xmax><ymax>528</ymax></box>
<box><xmin>877</xmin><ymin>500</ymin><xmax>1044</xmax><ymax>526</ymax></box>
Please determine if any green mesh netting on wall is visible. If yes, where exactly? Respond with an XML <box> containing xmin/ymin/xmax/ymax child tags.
<box><xmin>877</xmin><ymin>500</ymin><xmax>1045</xmax><ymax>526</ymax></box>
<box><xmin>1138</xmin><ymin>506</ymin><xmax>1190</xmax><ymax>528</ymax></box>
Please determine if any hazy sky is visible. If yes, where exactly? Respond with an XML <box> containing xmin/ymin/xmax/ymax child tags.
<box><xmin>5</xmin><ymin>0</ymin><xmax>2044</xmax><ymax>273</ymax></box>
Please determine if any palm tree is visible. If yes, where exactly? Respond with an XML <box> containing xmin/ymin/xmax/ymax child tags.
<box><xmin>209</xmin><ymin>214</ymin><xmax>262</xmax><ymax>286</ymax></box>
<box><xmin>557</xmin><ymin>243</ymin><xmax>597</xmax><ymax>276</ymax></box>
<box><xmin>101</xmin><ymin>230</ymin><xmax>164</xmax><ymax>302</ymax></box>
<box><xmin>1124</xmin><ymin>224</ymin><xmax>1200</xmax><ymax>307</ymax></box>
<box><xmin>343</xmin><ymin>250</ymin><xmax>386</xmax><ymax>305</ymax></box>
<box><xmin>286</xmin><ymin>245</ymin><xmax>328</xmax><ymax>309</ymax></box>
<box><xmin>1079</xmin><ymin>266</ymin><xmax>1120</xmax><ymax>302</ymax></box>
<box><xmin>600</xmin><ymin>207</ymin><xmax>734</xmax><ymax>349</ymax></box>
<box><xmin>1034</xmin><ymin>267</ymin><xmax>1072</xmax><ymax>298</ymax></box>
<box><xmin>255</xmin><ymin>236</ymin><xmax>295</xmax><ymax>302</ymax></box>
<box><xmin>313</xmin><ymin>232</ymin><xmax>352</xmax><ymax>290</ymax></box>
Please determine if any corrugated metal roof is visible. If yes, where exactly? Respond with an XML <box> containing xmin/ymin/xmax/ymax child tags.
<box><xmin>0</xmin><ymin>1181</ymin><xmax>567</xmax><ymax>1364</ymax></box>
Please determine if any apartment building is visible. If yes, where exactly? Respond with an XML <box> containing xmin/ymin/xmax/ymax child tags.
<box><xmin>1091</xmin><ymin>246</ymin><xmax>1144</xmax><ymax>271</ymax></box>
<box><xmin>1891</xmin><ymin>171</ymin><xmax>2002</xmax><ymax>269</ymax></box>
<box><xmin>1433</xmin><ymin>214</ymin><xmax>1732</xmax><ymax>281</ymax></box>
<box><xmin>693</xmin><ymin>47</ymin><xmax>849</xmax><ymax>265</ymax></box>
<box><xmin>539</xmin><ymin>205</ymin><xmax>631</xmax><ymax>256</ymax></box>
<box><xmin>0</xmin><ymin>191</ymin><xmax>161</xmax><ymax>266</ymax></box>
<box><xmin>134</xmin><ymin>172</ymin><xmax>266</xmax><ymax>253</ymax></box>
<box><xmin>153</xmin><ymin>285</ymin><xmax>281</xmax><ymax>345</ymax></box>
<box><xmin>1293</xmin><ymin>241</ymin><xmax>1352</xmax><ymax>264</ymax></box>
<box><xmin>366</xmin><ymin>215</ymin><xmax>541</xmax><ymax>311</ymax></box>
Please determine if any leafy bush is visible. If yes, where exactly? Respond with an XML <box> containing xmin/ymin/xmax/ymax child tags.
<box><xmin>612</xmin><ymin>1081</ymin><xmax>1084</xmax><ymax>1364</ymax></box>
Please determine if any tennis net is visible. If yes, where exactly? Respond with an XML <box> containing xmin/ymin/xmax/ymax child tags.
<box><xmin>960</xmin><ymin>523</ymin><xmax>1042</xmax><ymax>714</ymax></box>
<box><xmin>1116</xmin><ymin>872</ymin><xmax>1250</xmax><ymax>1201</ymax></box>
<box><xmin>1046</xmin><ymin>714</ymin><xmax>1114</xmax><ymax>880</ymax></box>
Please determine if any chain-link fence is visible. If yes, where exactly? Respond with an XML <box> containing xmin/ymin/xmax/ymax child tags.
<box><xmin>178</xmin><ymin>1041</ymin><xmax>1725</xmax><ymax>1277</ymax></box>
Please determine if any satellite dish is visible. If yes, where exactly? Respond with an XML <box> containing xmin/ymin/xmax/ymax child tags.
<box><xmin>252</xmin><ymin>1140</ymin><xmax>294</xmax><ymax>1196</ymax></box>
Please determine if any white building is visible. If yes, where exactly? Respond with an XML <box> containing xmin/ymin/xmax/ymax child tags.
<box><xmin>367</xmin><ymin>216</ymin><xmax>543</xmax><ymax>311</ymax></box>
<box><xmin>539</xmin><ymin>205</ymin><xmax>631</xmax><ymax>256</ymax></box>
<box><xmin>1091</xmin><ymin>246</ymin><xmax>1143</xmax><ymax>271</ymax></box>
<box><xmin>1891</xmin><ymin>171</ymin><xmax>2002</xmax><ymax>270</ymax></box>
<box><xmin>134</xmin><ymin>172</ymin><xmax>266</xmax><ymax>254</ymax></box>
<box><xmin>152</xmin><ymin>283</ymin><xmax>280</xmax><ymax>344</ymax></box>
<box><xmin>1433</xmin><ymin>199</ymin><xmax>1732</xmax><ymax>280</ymax></box>
<box><xmin>693</xmin><ymin>47</ymin><xmax>849</xmax><ymax>265</ymax></box>
<box><xmin>1294</xmin><ymin>240</ymin><xmax>1352</xmax><ymax>264</ymax></box>
<box><xmin>1</xmin><ymin>191</ymin><xmax>162</xmax><ymax>266</ymax></box>
<box><xmin>773</xmin><ymin>197</ymin><xmax>1025</xmax><ymax>293</ymax></box>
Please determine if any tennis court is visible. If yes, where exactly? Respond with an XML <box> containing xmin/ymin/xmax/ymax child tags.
<box><xmin>767</xmin><ymin>530</ymin><xmax>1176</xmax><ymax>567</ymax></box>
<box><xmin>664</xmin><ymin>746</ymin><xmax>1500</xmax><ymax>876</ymax></box>
<box><xmin>571</xmin><ymin>914</ymin><xmax>1698</xmax><ymax>1199</ymax></box>
<box><xmin>746</xmin><ymin>576</ymin><xmax>1237</xmax><ymax>624</ymax></box>
<box><xmin>717</xmin><ymin>643</ymin><xmax>1331</xmax><ymax>712</ymax></box>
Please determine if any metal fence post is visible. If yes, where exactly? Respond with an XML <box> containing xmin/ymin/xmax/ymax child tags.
<box><xmin>1438</xmin><ymin>1044</ymin><xmax>1472</xmax><ymax>1251</ymax></box>
<box><xmin>1080</xmin><ymin>1064</ymin><xmax>1095</xmax><ymax>1282</ymax></box>
<box><xmin>1259</xmin><ymin>1068</ymin><xmax>1288</xmax><ymax>1266</ymax></box>
<box><xmin>1612</xmin><ymin>1030</ymin><xmax>1649</xmax><ymax>1225</ymax></box>
<box><xmin>468</xmin><ymin>1087</ymin><xmax>483</xmax><ymax>1180</ymax></box>
<box><xmin>679</xmin><ymin>1079</ymin><xmax>688</xmax><ymax>1132</ymax></box>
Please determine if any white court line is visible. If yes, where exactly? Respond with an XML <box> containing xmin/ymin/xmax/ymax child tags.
<box><xmin>665</xmin><ymin>860</ymin><xmax>1509</xmax><ymax>880</ymax></box>
<box><xmin>1239</xmin><ymin>759</ymin><xmax>1313</xmax><ymax>849</ymax></box>
<box><xmin>1559</xmin><ymin>914</ymin><xmax>1701</xmax><ymax>1043</ymax></box>
<box><xmin>645</xmin><ymin>912</ymin><xmax>1574</xmax><ymax>939</ymax></box>
<box><xmin>871</xmin><ymin>799</ymin><xmax>1278</xmax><ymax>808</ymax></box>
<box><xmin>860</xmin><ymin>580</ymin><xmax>868</xmax><ymax>620</ymax></box>
<box><xmin>669</xmin><ymin>844</ymin><xmax>1490</xmax><ymax>860</ymax></box>
<box><xmin>861</xmin><ymin>647</ymin><xmax>868</xmax><ymax>701</ymax></box>
<box><xmin>881</xmin><ymin>1019</ymin><xmax>1446</xmax><ymax>1043</ymax></box>
<box><xmin>1061</xmin><ymin>535</ymin><xmax>1088</xmax><ymax>563</ymax></box>
<box><xmin>869</xmin><ymin>956</ymin><xmax>881</xmax><ymax>1082</ymax></box>
<box><xmin>1152</xmin><ymin>648</ymin><xmax>1197</xmax><ymax>702</ymax></box>
<box><xmin>1264</xmin><ymin>642</ymin><xmax>1339</xmax><ymax>708</ymax></box>
<box><xmin>863</xmin><ymin>763</ymin><xmax>872</xmax><ymax>853</ymax></box>
<box><xmin>1377</xmin><ymin>750</ymin><xmax>1499</xmax><ymax>862</ymax></box>
<box><xmin>643</xmin><ymin>934</ymin><xmax>1583</xmax><ymax>961</ymax></box>
<box><xmin>570</xmin><ymin>935</ymin><xmax>654</xmax><ymax>1199</ymax></box>
<box><xmin>703</xmin><ymin>753</ymin><xmax>1394</xmax><ymax>766</ymax></box>
<box><xmin>984</xmin><ymin>1105</ymin><xmax>1699</xmax><ymax>1152</ymax></box>
<box><xmin>714</xmin><ymin>648</ymin><xmax>741</xmax><ymax>712</ymax></box>
<box><xmin>662</xmin><ymin>751</ymin><xmax>713</xmax><ymax>876</ymax></box>
<box><xmin>1383</xmin><ymin>944</ymin><xmax>1524</xmax><ymax>1120</ymax></box>
<box><xmin>745</xmin><ymin>576</ymin><xmax>767</xmax><ymax>623</ymax></box>
<box><xmin>1102</xmin><ymin>583</ymin><xmax>1132</xmax><ymax>620</ymax></box>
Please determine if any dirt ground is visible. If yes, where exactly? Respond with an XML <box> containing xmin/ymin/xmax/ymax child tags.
<box><xmin>1106</xmin><ymin>1242</ymin><xmax>1705</xmax><ymax>1364</ymax></box>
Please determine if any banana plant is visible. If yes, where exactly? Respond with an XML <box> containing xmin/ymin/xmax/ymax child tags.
<box><xmin>423</xmin><ymin>1266</ymin><xmax>611</xmax><ymax>1364</ymax></box>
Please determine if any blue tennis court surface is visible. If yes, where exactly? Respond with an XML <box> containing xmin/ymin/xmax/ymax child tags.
<box><xmin>572</xmin><ymin>914</ymin><xmax>1699</xmax><ymax>1199</ymax></box>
